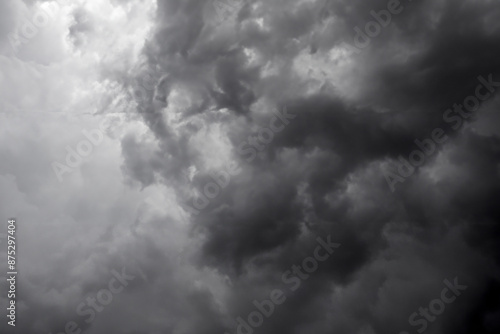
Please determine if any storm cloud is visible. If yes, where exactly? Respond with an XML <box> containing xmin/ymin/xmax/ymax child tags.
<box><xmin>1</xmin><ymin>0</ymin><xmax>500</xmax><ymax>334</ymax></box>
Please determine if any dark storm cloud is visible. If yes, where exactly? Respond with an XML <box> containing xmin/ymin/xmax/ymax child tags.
<box><xmin>111</xmin><ymin>0</ymin><xmax>500</xmax><ymax>334</ymax></box>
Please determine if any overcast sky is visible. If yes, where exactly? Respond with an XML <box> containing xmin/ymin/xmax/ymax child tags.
<box><xmin>1</xmin><ymin>0</ymin><xmax>500</xmax><ymax>333</ymax></box>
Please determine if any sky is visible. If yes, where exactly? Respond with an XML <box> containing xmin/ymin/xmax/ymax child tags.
<box><xmin>1</xmin><ymin>0</ymin><xmax>500</xmax><ymax>333</ymax></box>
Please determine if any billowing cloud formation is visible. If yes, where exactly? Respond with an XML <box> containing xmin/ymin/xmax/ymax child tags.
<box><xmin>1</xmin><ymin>0</ymin><xmax>500</xmax><ymax>333</ymax></box>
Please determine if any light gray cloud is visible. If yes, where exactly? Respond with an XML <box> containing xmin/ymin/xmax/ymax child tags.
<box><xmin>2</xmin><ymin>0</ymin><xmax>500</xmax><ymax>333</ymax></box>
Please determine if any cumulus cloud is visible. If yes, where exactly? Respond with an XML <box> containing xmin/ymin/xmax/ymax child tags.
<box><xmin>1</xmin><ymin>0</ymin><xmax>500</xmax><ymax>333</ymax></box>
